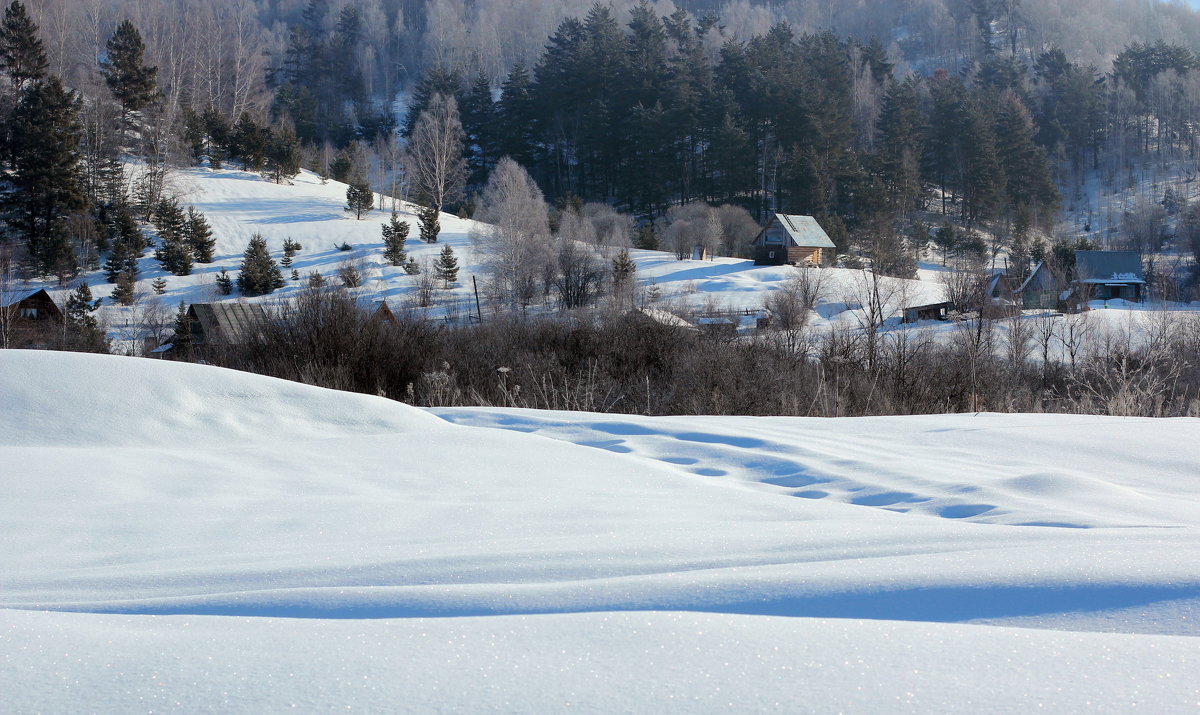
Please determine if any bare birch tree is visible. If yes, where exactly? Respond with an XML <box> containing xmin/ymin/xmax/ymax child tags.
<box><xmin>406</xmin><ymin>93</ymin><xmax>467</xmax><ymax>213</ymax></box>
<box><xmin>470</xmin><ymin>157</ymin><xmax>552</xmax><ymax>311</ymax></box>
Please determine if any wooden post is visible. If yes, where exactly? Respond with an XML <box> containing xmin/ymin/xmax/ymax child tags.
<box><xmin>472</xmin><ymin>275</ymin><xmax>483</xmax><ymax>325</ymax></box>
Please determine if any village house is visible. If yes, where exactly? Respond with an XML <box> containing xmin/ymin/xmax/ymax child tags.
<box><xmin>751</xmin><ymin>214</ymin><xmax>836</xmax><ymax>266</ymax></box>
<box><xmin>180</xmin><ymin>302</ymin><xmax>271</xmax><ymax>354</ymax></box>
<box><xmin>1073</xmin><ymin>250</ymin><xmax>1145</xmax><ymax>303</ymax></box>
<box><xmin>1</xmin><ymin>289</ymin><xmax>63</xmax><ymax>346</ymax></box>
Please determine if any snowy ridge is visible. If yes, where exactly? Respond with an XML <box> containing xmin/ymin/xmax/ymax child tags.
<box><xmin>2</xmin><ymin>351</ymin><xmax>1199</xmax><ymax>710</ymax></box>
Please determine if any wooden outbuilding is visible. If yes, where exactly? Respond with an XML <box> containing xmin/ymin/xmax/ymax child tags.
<box><xmin>751</xmin><ymin>214</ymin><xmax>836</xmax><ymax>266</ymax></box>
<box><xmin>1</xmin><ymin>289</ymin><xmax>63</xmax><ymax>346</ymax></box>
<box><xmin>185</xmin><ymin>302</ymin><xmax>270</xmax><ymax>351</ymax></box>
<box><xmin>1018</xmin><ymin>261</ymin><xmax>1062</xmax><ymax>310</ymax></box>
<box><xmin>902</xmin><ymin>301</ymin><xmax>953</xmax><ymax>324</ymax></box>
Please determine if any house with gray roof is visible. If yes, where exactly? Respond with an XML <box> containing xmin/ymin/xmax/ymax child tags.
<box><xmin>751</xmin><ymin>214</ymin><xmax>836</xmax><ymax>266</ymax></box>
<box><xmin>1073</xmin><ymin>251</ymin><xmax>1145</xmax><ymax>303</ymax></box>
<box><xmin>185</xmin><ymin>302</ymin><xmax>271</xmax><ymax>352</ymax></box>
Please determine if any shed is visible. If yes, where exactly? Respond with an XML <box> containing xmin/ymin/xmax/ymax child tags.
<box><xmin>1073</xmin><ymin>250</ymin><xmax>1145</xmax><ymax>303</ymax></box>
<box><xmin>1</xmin><ymin>288</ymin><xmax>63</xmax><ymax>346</ymax></box>
<box><xmin>187</xmin><ymin>302</ymin><xmax>270</xmax><ymax>348</ymax></box>
<box><xmin>902</xmin><ymin>301</ymin><xmax>953</xmax><ymax>324</ymax></box>
<box><xmin>751</xmin><ymin>214</ymin><xmax>836</xmax><ymax>266</ymax></box>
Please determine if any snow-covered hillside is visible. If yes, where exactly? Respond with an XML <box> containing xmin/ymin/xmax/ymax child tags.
<box><xmin>2</xmin><ymin>351</ymin><xmax>1198</xmax><ymax>710</ymax></box>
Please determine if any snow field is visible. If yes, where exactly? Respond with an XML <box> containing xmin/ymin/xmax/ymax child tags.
<box><xmin>2</xmin><ymin>351</ymin><xmax>1199</xmax><ymax>710</ymax></box>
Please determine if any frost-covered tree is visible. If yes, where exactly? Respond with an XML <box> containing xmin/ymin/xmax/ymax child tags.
<box><xmin>470</xmin><ymin>157</ymin><xmax>553</xmax><ymax>310</ymax></box>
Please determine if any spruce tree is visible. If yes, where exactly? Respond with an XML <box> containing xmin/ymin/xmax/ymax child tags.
<box><xmin>105</xmin><ymin>245</ymin><xmax>137</xmax><ymax>283</ymax></box>
<box><xmin>235</xmin><ymin>233</ymin><xmax>284</xmax><ymax>296</ymax></box>
<box><xmin>0</xmin><ymin>1</ymin><xmax>47</xmax><ymax>90</ymax></box>
<box><xmin>417</xmin><ymin>197</ymin><xmax>440</xmax><ymax>243</ymax></box>
<box><xmin>99</xmin><ymin>20</ymin><xmax>158</xmax><ymax>119</ymax></box>
<box><xmin>264</xmin><ymin>124</ymin><xmax>301</xmax><ymax>183</ymax></box>
<box><xmin>433</xmin><ymin>244</ymin><xmax>458</xmax><ymax>287</ymax></box>
<box><xmin>151</xmin><ymin>276</ymin><xmax>166</xmax><ymax>294</ymax></box>
<box><xmin>154</xmin><ymin>233</ymin><xmax>192</xmax><ymax>276</ymax></box>
<box><xmin>345</xmin><ymin>180</ymin><xmax>373</xmax><ymax>219</ymax></box>
<box><xmin>403</xmin><ymin>256</ymin><xmax>421</xmax><ymax>275</ymax></box>
<box><xmin>63</xmin><ymin>281</ymin><xmax>106</xmax><ymax>352</ymax></box>
<box><xmin>170</xmin><ymin>301</ymin><xmax>192</xmax><ymax>356</ymax></box>
<box><xmin>381</xmin><ymin>214</ymin><xmax>409</xmax><ymax>266</ymax></box>
<box><xmin>612</xmin><ymin>247</ymin><xmax>636</xmax><ymax>289</ymax></box>
<box><xmin>111</xmin><ymin>272</ymin><xmax>136</xmax><ymax>305</ymax></box>
<box><xmin>230</xmin><ymin>112</ymin><xmax>268</xmax><ymax>171</ymax></box>
<box><xmin>185</xmin><ymin>207</ymin><xmax>215</xmax><ymax>263</ymax></box>
<box><xmin>215</xmin><ymin>268</ymin><xmax>233</xmax><ymax>295</ymax></box>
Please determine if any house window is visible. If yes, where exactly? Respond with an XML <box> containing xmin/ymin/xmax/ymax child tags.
<box><xmin>19</xmin><ymin>307</ymin><xmax>37</xmax><ymax>319</ymax></box>
<box><xmin>768</xmin><ymin>250</ymin><xmax>775</xmax><ymax>259</ymax></box>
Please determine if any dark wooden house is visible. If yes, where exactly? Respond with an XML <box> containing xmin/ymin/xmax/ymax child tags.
<box><xmin>751</xmin><ymin>214</ymin><xmax>836</xmax><ymax>266</ymax></box>
<box><xmin>2</xmin><ymin>289</ymin><xmax>63</xmax><ymax>346</ymax></box>
<box><xmin>1073</xmin><ymin>250</ymin><xmax>1145</xmax><ymax>303</ymax></box>
<box><xmin>1018</xmin><ymin>261</ymin><xmax>1063</xmax><ymax>310</ymax></box>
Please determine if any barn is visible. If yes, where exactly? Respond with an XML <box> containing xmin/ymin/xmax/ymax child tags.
<box><xmin>751</xmin><ymin>214</ymin><xmax>837</xmax><ymax>266</ymax></box>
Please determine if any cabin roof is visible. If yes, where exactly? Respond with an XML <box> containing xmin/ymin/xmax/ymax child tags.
<box><xmin>1075</xmin><ymin>251</ymin><xmax>1144</xmax><ymax>284</ymax></box>
<box><xmin>766</xmin><ymin>214</ymin><xmax>837</xmax><ymax>248</ymax></box>
<box><xmin>188</xmin><ymin>302</ymin><xmax>269</xmax><ymax>345</ymax></box>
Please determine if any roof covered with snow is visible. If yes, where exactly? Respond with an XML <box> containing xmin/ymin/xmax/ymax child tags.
<box><xmin>768</xmin><ymin>214</ymin><xmax>837</xmax><ymax>248</ymax></box>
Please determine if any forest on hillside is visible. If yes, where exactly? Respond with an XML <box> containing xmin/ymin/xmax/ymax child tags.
<box><xmin>4</xmin><ymin>0</ymin><xmax>1200</xmax><ymax>302</ymax></box>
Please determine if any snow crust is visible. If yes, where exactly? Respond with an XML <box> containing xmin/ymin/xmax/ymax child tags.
<box><xmin>2</xmin><ymin>350</ymin><xmax>1199</xmax><ymax>710</ymax></box>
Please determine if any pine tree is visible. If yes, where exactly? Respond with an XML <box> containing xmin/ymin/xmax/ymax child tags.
<box><xmin>104</xmin><ymin>245</ymin><xmax>137</xmax><ymax>283</ymax></box>
<box><xmin>403</xmin><ymin>256</ymin><xmax>421</xmax><ymax>275</ymax></box>
<box><xmin>151</xmin><ymin>276</ymin><xmax>166</xmax><ymax>294</ymax></box>
<box><xmin>230</xmin><ymin>112</ymin><xmax>268</xmax><ymax>171</ymax></box>
<box><xmin>933</xmin><ymin>223</ymin><xmax>959</xmax><ymax>266</ymax></box>
<box><xmin>0</xmin><ymin>1</ymin><xmax>47</xmax><ymax>90</ymax></box>
<box><xmin>433</xmin><ymin>244</ymin><xmax>458</xmax><ymax>287</ymax></box>
<box><xmin>307</xmin><ymin>270</ymin><xmax>326</xmax><ymax>288</ymax></box>
<box><xmin>290</xmin><ymin>268</ymin><xmax>300</xmax><ymax>281</ymax></box>
<box><xmin>235</xmin><ymin>234</ymin><xmax>284</xmax><ymax>296</ymax></box>
<box><xmin>215</xmin><ymin>268</ymin><xmax>233</xmax><ymax>295</ymax></box>
<box><xmin>417</xmin><ymin>197</ymin><xmax>440</xmax><ymax>243</ymax></box>
<box><xmin>346</xmin><ymin>180</ymin><xmax>373</xmax><ymax>219</ymax></box>
<box><xmin>612</xmin><ymin>247</ymin><xmax>636</xmax><ymax>289</ymax></box>
<box><xmin>381</xmin><ymin>214</ymin><xmax>409</xmax><ymax>266</ymax></box>
<box><xmin>185</xmin><ymin>207</ymin><xmax>215</xmax><ymax>263</ymax></box>
<box><xmin>99</xmin><ymin>20</ymin><xmax>158</xmax><ymax>120</ymax></box>
<box><xmin>263</xmin><ymin>124</ymin><xmax>301</xmax><ymax>183</ymax></box>
<box><xmin>2</xmin><ymin>76</ymin><xmax>85</xmax><ymax>277</ymax></box>
<box><xmin>154</xmin><ymin>234</ymin><xmax>192</xmax><ymax>276</ymax></box>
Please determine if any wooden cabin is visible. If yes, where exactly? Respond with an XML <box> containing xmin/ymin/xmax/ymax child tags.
<box><xmin>1018</xmin><ymin>261</ymin><xmax>1062</xmax><ymax>310</ymax></box>
<box><xmin>751</xmin><ymin>214</ymin><xmax>836</xmax><ymax>266</ymax></box>
<box><xmin>1</xmin><ymin>289</ymin><xmax>63</xmax><ymax>346</ymax></box>
<box><xmin>1073</xmin><ymin>250</ymin><xmax>1145</xmax><ymax>303</ymax></box>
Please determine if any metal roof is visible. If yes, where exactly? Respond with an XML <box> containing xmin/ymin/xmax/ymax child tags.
<box><xmin>771</xmin><ymin>214</ymin><xmax>837</xmax><ymax>248</ymax></box>
<box><xmin>188</xmin><ymin>303</ymin><xmax>270</xmax><ymax>345</ymax></box>
<box><xmin>1075</xmin><ymin>251</ymin><xmax>1144</xmax><ymax>284</ymax></box>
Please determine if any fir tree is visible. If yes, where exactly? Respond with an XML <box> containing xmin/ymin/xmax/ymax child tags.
<box><xmin>403</xmin><ymin>256</ymin><xmax>421</xmax><ymax>275</ymax></box>
<box><xmin>345</xmin><ymin>180</ymin><xmax>373</xmax><ymax>219</ymax></box>
<box><xmin>290</xmin><ymin>268</ymin><xmax>300</xmax><ymax>281</ymax></box>
<box><xmin>99</xmin><ymin>20</ymin><xmax>158</xmax><ymax>120</ymax></box>
<box><xmin>230</xmin><ymin>112</ymin><xmax>268</xmax><ymax>171</ymax></box>
<box><xmin>185</xmin><ymin>207</ymin><xmax>215</xmax><ymax>263</ymax></box>
<box><xmin>933</xmin><ymin>223</ymin><xmax>959</xmax><ymax>266</ymax></box>
<box><xmin>612</xmin><ymin>247</ymin><xmax>636</xmax><ymax>289</ymax></box>
<box><xmin>433</xmin><ymin>244</ymin><xmax>458</xmax><ymax>287</ymax></box>
<box><xmin>0</xmin><ymin>1</ymin><xmax>47</xmax><ymax>90</ymax></box>
<box><xmin>151</xmin><ymin>276</ymin><xmax>166</xmax><ymax>294</ymax></box>
<box><xmin>215</xmin><ymin>268</ymin><xmax>233</xmax><ymax>295</ymax></box>
<box><xmin>417</xmin><ymin>197</ymin><xmax>440</xmax><ymax>243</ymax></box>
<box><xmin>381</xmin><ymin>214</ymin><xmax>409</xmax><ymax>266</ymax></box>
<box><xmin>104</xmin><ymin>245</ymin><xmax>137</xmax><ymax>283</ymax></box>
<box><xmin>154</xmin><ymin>233</ymin><xmax>192</xmax><ymax>276</ymax></box>
<box><xmin>235</xmin><ymin>233</ymin><xmax>284</xmax><ymax>296</ymax></box>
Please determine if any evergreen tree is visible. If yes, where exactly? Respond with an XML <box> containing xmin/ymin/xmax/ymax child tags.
<box><xmin>497</xmin><ymin>61</ymin><xmax>537</xmax><ymax>167</ymax></box>
<box><xmin>110</xmin><ymin>272</ymin><xmax>136</xmax><ymax>305</ymax></box>
<box><xmin>307</xmin><ymin>270</ymin><xmax>326</xmax><ymax>288</ymax></box>
<box><xmin>263</xmin><ymin>125</ymin><xmax>301</xmax><ymax>183</ymax></box>
<box><xmin>0</xmin><ymin>1</ymin><xmax>47</xmax><ymax>90</ymax></box>
<box><xmin>417</xmin><ymin>197</ymin><xmax>440</xmax><ymax>243</ymax></box>
<box><xmin>345</xmin><ymin>180</ymin><xmax>373</xmax><ymax>219</ymax></box>
<box><xmin>215</xmin><ymin>268</ymin><xmax>233</xmax><ymax>295</ymax></box>
<box><xmin>433</xmin><ymin>244</ymin><xmax>458</xmax><ymax>286</ymax></box>
<box><xmin>933</xmin><ymin>222</ymin><xmax>959</xmax><ymax>266</ymax></box>
<box><xmin>461</xmin><ymin>70</ymin><xmax>497</xmax><ymax>183</ymax></box>
<box><xmin>403</xmin><ymin>256</ymin><xmax>421</xmax><ymax>275</ymax></box>
<box><xmin>154</xmin><ymin>233</ymin><xmax>192</xmax><ymax>276</ymax></box>
<box><xmin>202</xmin><ymin>105</ymin><xmax>231</xmax><ymax>168</ymax></box>
<box><xmin>104</xmin><ymin>244</ymin><xmax>137</xmax><ymax>283</ymax></box>
<box><xmin>99</xmin><ymin>20</ymin><xmax>158</xmax><ymax>119</ymax></box>
<box><xmin>2</xmin><ymin>76</ymin><xmax>85</xmax><ymax>276</ymax></box>
<box><xmin>235</xmin><ymin>233</ymin><xmax>284</xmax><ymax>295</ymax></box>
<box><xmin>184</xmin><ymin>207</ymin><xmax>215</xmax><ymax>263</ymax></box>
<box><xmin>381</xmin><ymin>214</ymin><xmax>409</xmax><ymax>266</ymax></box>
<box><xmin>170</xmin><ymin>301</ymin><xmax>192</xmax><ymax>357</ymax></box>
<box><xmin>230</xmin><ymin>112</ymin><xmax>268</xmax><ymax>171</ymax></box>
<box><xmin>993</xmin><ymin>92</ymin><xmax>1059</xmax><ymax>219</ymax></box>
<box><xmin>63</xmin><ymin>281</ymin><xmax>106</xmax><ymax>352</ymax></box>
<box><xmin>151</xmin><ymin>276</ymin><xmax>166</xmax><ymax>294</ymax></box>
